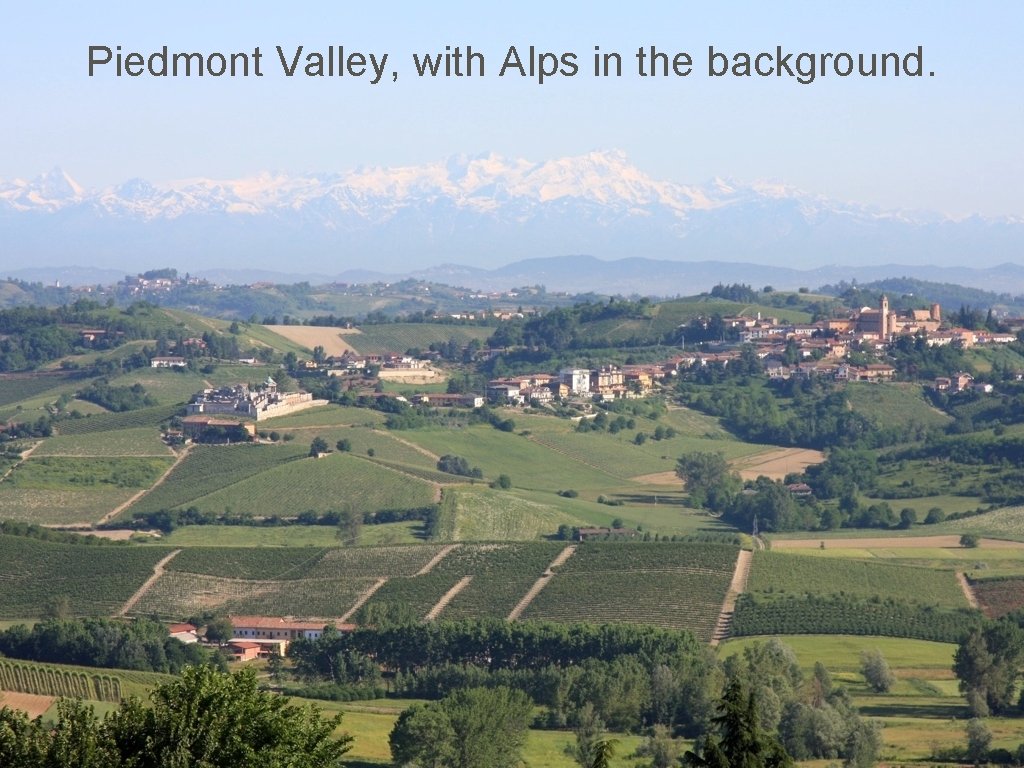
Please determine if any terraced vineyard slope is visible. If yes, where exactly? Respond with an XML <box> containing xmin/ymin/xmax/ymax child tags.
<box><xmin>522</xmin><ymin>541</ymin><xmax>739</xmax><ymax>641</ymax></box>
<box><xmin>0</xmin><ymin>535</ymin><xmax>170</xmax><ymax>617</ymax></box>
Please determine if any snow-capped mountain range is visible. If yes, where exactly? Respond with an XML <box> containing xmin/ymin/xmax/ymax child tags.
<box><xmin>0</xmin><ymin>151</ymin><xmax>1020</xmax><ymax>274</ymax></box>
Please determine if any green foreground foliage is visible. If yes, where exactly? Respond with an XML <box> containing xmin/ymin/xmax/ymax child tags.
<box><xmin>0</xmin><ymin>665</ymin><xmax>351</xmax><ymax>768</ymax></box>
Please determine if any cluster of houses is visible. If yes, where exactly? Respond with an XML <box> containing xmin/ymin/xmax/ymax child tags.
<box><xmin>932</xmin><ymin>371</ymin><xmax>994</xmax><ymax>394</ymax></box>
<box><xmin>321</xmin><ymin>351</ymin><xmax>431</xmax><ymax>375</ymax></box>
<box><xmin>732</xmin><ymin>298</ymin><xmax>1016</xmax><ymax>353</ymax></box>
<box><xmin>119</xmin><ymin>273</ymin><xmax>207</xmax><ymax>296</ymax></box>
<box><xmin>472</xmin><ymin>298</ymin><xmax>1020</xmax><ymax>405</ymax></box>
<box><xmin>487</xmin><ymin>364</ymin><xmax>677</xmax><ymax>405</ymax></box>
<box><xmin>167</xmin><ymin>616</ymin><xmax>354</xmax><ymax>662</ymax></box>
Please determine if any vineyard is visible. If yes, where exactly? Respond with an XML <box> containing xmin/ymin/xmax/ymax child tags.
<box><xmin>367</xmin><ymin>459</ymin><xmax>457</xmax><ymax>485</ymax></box>
<box><xmin>132</xmin><ymin>571</ymin><xmax>380</xmax><ymax>618</ymax></box>
<box><xmin>730</xmin><ymin>594</ymin><xmax>979</xmax><ymax>643</ymax></box>
<box><xmin>522</xmin><ymin>542</ymin><xmax>737</xmax><ymax>639</ymax></box>
<box><xmin>439</xmin><ymin>542</ymin><xmax>566</xmax><ymax>619</ymax></box>
<box><xmin>746</xmin><ymin>551</ymin><xmax>967</xmax><ymax>609</ymax></box>
<box><xmin>276</xmin><ymin>427</ymin><xmax>438</xmax><ymax>470</ymax></box>
<box><xmin>124</xmin><ymin>443</ymin><xmax>308</xmax><ymax>516</ymax></box>
<box><xmin>0</xmin><ymin>487</ymin><xmax>138</xmax><ymax>525</ymax></box>
<box><xmin>0</xmin><ymin>658</ymin><xmax>122</xmax><ymax>702</ymax></box>
<box><xmin>257</xmin><ymin>404</ymin><xmax>387</xmax><ymax>429</ymax></box>
<box><xmin>360</xmin><ymin>542</ymin><xmax>565</xmax><ymax>620</ymax></box>
<box><xmin>166</xmin><ymin>547</ymin><xmax>330</xmax><ymax>580</ymax></box>
<box><xmin>0</xmin><ymin>375</ymin><xmax>73</xmax><ymax>408</ymax></box>
<box><xmin>934</xmin><ymin>505</ymin><xmax>1024</xmax><ymax>540</ymax></box>
<box><xmin>343</xmin><ymin>324</ymin><xmax>493</xmax><ymax>355</ymax></box>
<box><xmin>0</xmin><ymin>536</ymin><xmax>168</xmax><ymax>617</ymax></box>
<box><xmin>845</xmin><ymin>382</ymin><xmax>953</xmax><ymax>430</ymax></box>
<box><xmin>32</xmin><ymin>427</ymin><xmax>174</xmax><ymax>457</ymax></box>
<box><xmin>54</xmin><ymin>405</ymin><xmax>181</xmax><ymax>435</ymax></box>
<box><xmin>184</xmin><ymin>453</ymin><xmax>437</xmax><ymax>517</ymax></box>
<box><xmin>970</xmin><ymin>576</ymin><xmax>1024</xmax><ymax>618</ymax></box>
<box><xmin>306</xmin><ymin>545</ymin><xmax>448</xmax><ymax>578</ymax></box>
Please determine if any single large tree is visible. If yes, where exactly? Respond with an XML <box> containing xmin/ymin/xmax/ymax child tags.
<box><xmin>676</xmin><ymin>451</ymin><xmax>740</xmax><ymax>510</ymax></box>
<box><xmin>682</xmin><ymin>680</ymin><xmax>794</xmax><ymax>768</ymax></box>
<box><xmin>389</xmin><ymin>686</ymin><xmax>532</xmax><ymax>768</ymax></box>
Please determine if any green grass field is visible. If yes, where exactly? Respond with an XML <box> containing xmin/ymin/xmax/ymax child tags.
<box><xmin>745</xmin><ymin>551</ymin><xmax>967</xmax><ymax>609</ymax></box>
<box><xmin>405</xmin><ymin>425</ymin><xmax>632</xmax><ymax>492</ymax></box>
<box><xmin>717</xmin><ymin>634</ymin><xmax>957</xmax><ymax>672</ymax></box>
<box><xmin>4</xmin><ymin>456</ymin><xmax>172</xmax><ymax>490</ymax></box>
<box><xmin>443</xmin><ymin>486</ymin><xmax>582</xmax><ymax>540</ymax></box>
<box><xmin>104</xmin><ymin>369</ymin><xmax>209</xmax><ymax>406</ymax></box>
<box><xmin>313</xmin><ymin>699</ymin><xmax>650</xmax><ymax>768</ymax></box>
<box><xmin>0</xmin><ymin>455</ymin><xmax>174</xmax><ymax>524</ymax></box>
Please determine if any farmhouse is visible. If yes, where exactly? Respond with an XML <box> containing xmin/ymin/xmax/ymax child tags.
<box><xmin>229</xmin><ymin>616</ymin><xmax>355</xmax><ymax>655</ymax></box>
<box><xmin>150</xmin><ymin>356</ymin><xmax>187</xmax><ymax>368</ymax></box>
<box><xmin>226</xmin><ymin>641</ymin><xmax>262</xmax><ymax>662</ymax></box>
<box><xmin>180</xmin><ymin>415</ymin><xmax>255</xmax><ymax>442</ymax></box>
<box><xmin>167</xmin><ymin>622</ymin><xmax>199</xmax><ymax>644</ymax></box>
<box><xmin>413</xmin><ymin>393</ymin><xmax>485</xmax><ymax>408</ymax></box>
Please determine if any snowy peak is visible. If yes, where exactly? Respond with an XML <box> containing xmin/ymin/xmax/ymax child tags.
<box><xmin>0</xmin><ymin>166</ymin><xmax>84</xmax><ymax>210</ymax></box>
<box><xmin>0</xmin><ymin>152</ymin><xmax>848</xmax><ymax>219</ymax></box>
<box><xmin>0</xmin><ymin>152</ymin><xmax>1020</xmax><ymax>274</ymax></box>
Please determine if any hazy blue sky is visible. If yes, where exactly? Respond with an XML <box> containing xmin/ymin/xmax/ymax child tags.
<box><xmin>2</xmin><ymin>1</ymin><xmax>1021</xmax><ymax>217</ymax></box>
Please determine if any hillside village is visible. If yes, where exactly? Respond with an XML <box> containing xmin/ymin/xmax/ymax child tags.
<box><xmin>282</xmin><ymin>296</ymin><xmax>1020</xmax><ymax>412</ymax></box>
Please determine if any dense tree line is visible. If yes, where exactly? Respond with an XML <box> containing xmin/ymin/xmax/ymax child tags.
<box><xmin>123</xmin><ymin>504</ymin><xmax>438</xmax><ymax>534</ymax></box>
<box><xmin>0</xmin><ymin>666</ymin><xmax>350</xmax><ymax>768</ymax></box>
<box><xmin>486</xmin><ymin>299</ymin><xmax>653</xmax><ymax>352</ymax></box>
<box><xmin>0</xmin><ymin>520</ymin><xmax>126</xmax><ymax>546</ymax></box>
<box><xmin>678</xmin><ymin>380</ymin><xmax>901</xmax><ymax>451</ymax></box>
<box><xmin>76</xmin><ymin>379</ymin><xmax>157</xmax><ymax>412</ymax></box>
<box><xmin>287</xmin><ymin>619</ymin><xmax>719</xmax><ymax>735</ymax></box>
<box><xmin>0</xmin><ymin>618</ymin><xmax>219</xmax><ymax>674</ymax></box>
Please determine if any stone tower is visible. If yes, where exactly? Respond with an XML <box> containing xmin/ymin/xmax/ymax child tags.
<box><xmin>879</xmin><ymin>295</ymin><xmax>889</xmax><ymax>338</ymax></box>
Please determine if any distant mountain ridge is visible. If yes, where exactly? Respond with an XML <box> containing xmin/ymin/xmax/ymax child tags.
<box><xmin>1</xmin><ymin>152</ymin><xmax>1021</xmax><ymax>274</ymax></box>
<box><xmin>9</xmin><ymin>255</ymin><xmax>1024</xmax><ymax>299</ymax></box>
